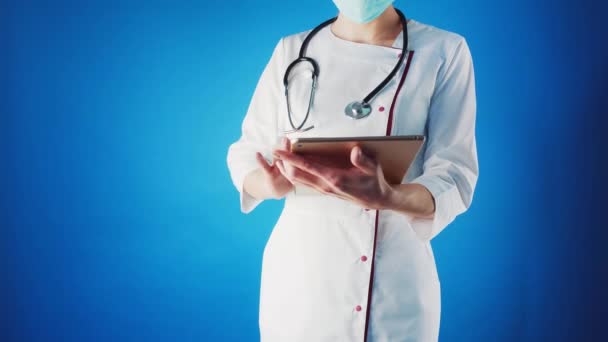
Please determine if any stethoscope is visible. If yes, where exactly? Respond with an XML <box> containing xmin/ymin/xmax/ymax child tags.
<box><xmin>283</xmin><ymin>8</ymin><xmax>409</xmax><ymax>134</ymax></box>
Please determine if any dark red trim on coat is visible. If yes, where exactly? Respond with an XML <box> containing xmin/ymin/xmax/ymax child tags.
<box><xmin>386</xmin><ymin>50</ymin><xmax>415</xmax><ymax>136</ymax></box>
<box><xmin>363</xmin><ymin>50</ymin><xmax>415</xmax><ymax>342</ymax></box>
<box><xmin>363</xmin><ymin>211</ymin><xmax>380</xmax><ymax>342</ymax></box>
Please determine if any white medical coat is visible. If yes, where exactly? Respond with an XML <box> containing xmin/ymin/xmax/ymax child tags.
<box><xmin>227</xmin><ymin>18</ymin><xmax>478</xmax><ymax>342</ymax></box>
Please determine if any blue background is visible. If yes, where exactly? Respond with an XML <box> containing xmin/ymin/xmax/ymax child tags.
<box><xmin>2</xmin><ymin>0</ymin><xmax>607</xmax><ymax>341</ymax></box>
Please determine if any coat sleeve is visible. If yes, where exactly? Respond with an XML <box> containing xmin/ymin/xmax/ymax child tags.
<box><xmin>407</xmin><ymin>36</ymin><xmax>479</xmax><ymax>241</ymax></box>
<box><xmin>226</xmin><ymin>38</ymin><xmax>285</xmax><ymax>214</ymax></box>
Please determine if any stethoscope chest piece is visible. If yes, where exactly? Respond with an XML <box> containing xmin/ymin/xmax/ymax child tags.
<box><xmin>345</xmin><ymin>101</ymin><xmax>372</xmax><ymax>119</ymax></box>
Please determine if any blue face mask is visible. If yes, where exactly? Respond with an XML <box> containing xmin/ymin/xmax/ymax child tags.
<box><xmin>332</xmin><ymin>0</ymin><xmax>395</xmax><ymax>24</ymax></box>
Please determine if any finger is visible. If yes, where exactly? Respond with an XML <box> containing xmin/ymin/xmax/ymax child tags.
<box><xmin>324</xmin><ymin>185</ymin><xmax>361</xmax><ymax>203</ymax></box>
<box><xmin>350</xmin><ymin>145</ymin><xmax>377</xmax><ymax>175</ymax></box>
<box><xmin>272</xmin><ymin>137</ymin><xmax>291</xmax><ymax>161</ymax></box>
<box><xmin>272</xmin><ymin>137</ymin><xmax>290</xmax><ymax>153</ymax></box>
<box><xmin>256</xmin><ymin>152</ymin><xmax>273</xmax><ymax>174</ymax></box>
<box><xmin>281</xmin><ymin>161</ymin><xmax>364</xmax><ymax>203</ymax></box>
<box><xmin>287</xmin><ymin>165</ymin><xmax>334</xmax><ymax>194</ymax></box>
<box><xmin>287</xmin><ymin>165</ymin><xmax>356</xmax><ymax>201</ymax></box>
<box><xmin>327</xmin><ymin>189</ymin><xmax>355</xmax><ymax>202</ymax></box>
<box><xmin>273</xmin><ymin>150</ymin><xmax>334</xmax><ymax>182</ymax></box>
<box><xmin>275</xmin><ymin>160</ymin><xmax>292</xmax><ymax>183</ymax></box>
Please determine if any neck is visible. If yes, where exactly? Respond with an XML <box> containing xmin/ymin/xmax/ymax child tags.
<box><xmin>330</xmin><ymin>5</ymin><xmax>402</xmax><ymax>47</ymax></box>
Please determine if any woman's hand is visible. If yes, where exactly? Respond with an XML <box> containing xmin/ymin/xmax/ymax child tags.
<box><xmin>243</xmin><ymin>138</ymin><xmax>294</xmax><ymax>201</ymax></box>
<box><xmin>272</xmin><ymin>145</ymin><xmax>394</xmax><ymax>210</ymax></box>
<box><xmin>255</xmin><ymin>138</ymin><xmax>294</xmax><ymax>199</ymax></box>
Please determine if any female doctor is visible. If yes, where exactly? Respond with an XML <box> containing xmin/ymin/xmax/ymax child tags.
<box><xmin>227</xmin><ymin>1</ymin><xmax>478</xmax><ymax>341</ymax></box>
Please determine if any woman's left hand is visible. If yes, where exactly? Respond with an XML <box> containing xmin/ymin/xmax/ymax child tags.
<box><xmin>272</xmin><ymin>145</ymin><xmax>394</xmax><ymax>210</ymax></box>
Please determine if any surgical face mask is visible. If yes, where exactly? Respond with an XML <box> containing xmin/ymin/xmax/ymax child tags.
<box><xmin>332</xmin><ymin>0</ymin><xmax>395</xmax><ymax>24</ymax></box>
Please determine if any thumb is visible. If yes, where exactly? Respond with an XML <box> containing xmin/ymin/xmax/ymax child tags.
<box><xmin>351</xmin><ymin>146</ymin><xmax>376</xmax><ymax>175</ymax></box>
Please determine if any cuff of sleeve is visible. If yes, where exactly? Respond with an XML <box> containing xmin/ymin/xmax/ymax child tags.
<box><xmin>240</xmin><ymin>182</ymin><xmax>263</xmax><ymax>214</ymax></box>
<box><xmin>407</xmin><ymin>175</ymin><xmax>459</xmax><ymax>241</ymax></box>
<box><xmin>237</xmin><ymin>166</ymin><xmax>264</xmax><ymax>214</ymax></box>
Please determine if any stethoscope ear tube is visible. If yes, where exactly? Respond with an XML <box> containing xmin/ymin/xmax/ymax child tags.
<box><xmin>283</xmin><ymin>57</ymin><xmax>319</xmax><ymax>88</ymax></box>
<box><xmin>283</xmin><ymin>57</ymin><xmax>319</xmax><ymax>133</ymax></box>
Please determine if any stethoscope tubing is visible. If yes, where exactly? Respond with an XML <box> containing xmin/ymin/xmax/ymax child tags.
<box><xmin>283</xmin><ymin>8</ymin><xmax>409</xmax><ymax>133</ymax></box>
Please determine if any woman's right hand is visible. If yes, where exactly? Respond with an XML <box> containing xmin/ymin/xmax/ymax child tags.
<box><xmin>249</xmin><ymin>137</ymin><xmax>294</xmax><ymax>200</ymax></box>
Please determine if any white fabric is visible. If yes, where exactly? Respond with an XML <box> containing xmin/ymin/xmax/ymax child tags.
<box><xmin>227</xmin><ymin>18</ymin><xmax>478</xmax><ymax>342</ymax></box>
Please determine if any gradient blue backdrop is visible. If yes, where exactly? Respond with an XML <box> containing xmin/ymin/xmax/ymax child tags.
<box><xmin>2</xmin><ymin>1</ymin><xmax>607</xmax><ymax>341</ymax></box>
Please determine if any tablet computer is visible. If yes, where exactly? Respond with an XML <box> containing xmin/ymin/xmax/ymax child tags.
<box><xmin>290</xmin><ymin>135</ymin><xmax>425</xmax><ymax>185</ymax></box>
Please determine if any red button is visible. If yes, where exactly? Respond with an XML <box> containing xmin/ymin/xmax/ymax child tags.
<box><xmin>360</xmin><ymin>255</ymin><xmax>368</xmax><ymax>262</ymax></box>
<box><xmin>378</xmin><ymin>106</ymin><xmax>385</xmax><ymax>112</ymax></box>
<box><xmin>355</xmin><ymin>305</ymin><xmax>362</xmax><ymax>312</ymax></box>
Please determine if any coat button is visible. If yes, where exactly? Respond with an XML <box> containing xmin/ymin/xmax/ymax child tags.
<box><xmin>378</xmin><ymin>106</ymin><xmax>385</xmax><ymax>112</ymax></box>
<box><xmin>355</xmin><ymin>305</ymin><xmax>362</xmax><ymax>312</ymax></box>
<box><xmin>360</xmin><ymin>255</ymin><xmax>368</xmax><ymax>262</ymax></box>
